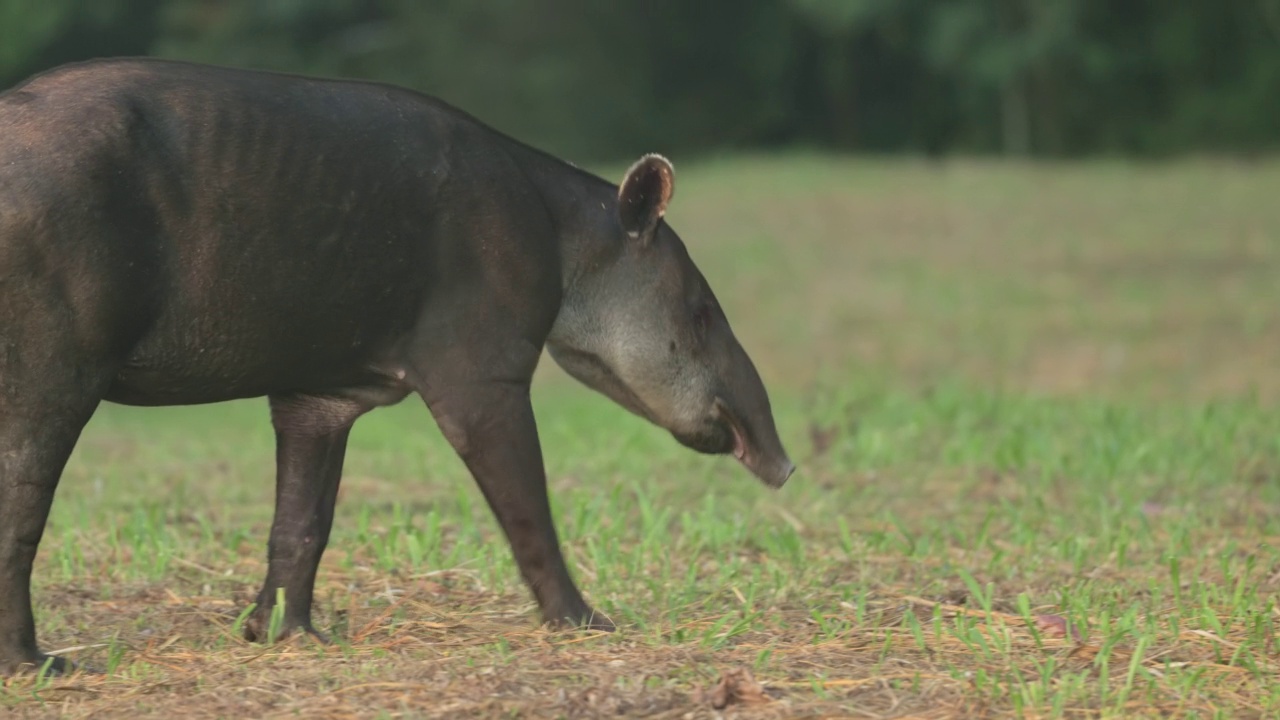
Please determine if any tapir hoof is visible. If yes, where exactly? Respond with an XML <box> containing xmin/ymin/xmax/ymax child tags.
<box><xmin>243</xmin><ymin>614</ymin><xmax>332</xmax><ymax>645</ymax></box>
<box><xmin>544</xmin><ymin>605</ymin><xmax>616</xmax><ymax>633</ymax></box>
<box><xmin>580</xmin><ymin>614</ymin><xmax>617</xmax><ymax>632</ymax></box>
<box><xmin>0</xmin><ymin>652</ymin><xmax>79</xmax><ymax>677</ymax></box>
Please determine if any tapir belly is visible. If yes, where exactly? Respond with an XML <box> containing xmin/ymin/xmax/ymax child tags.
<box><xmin>103</xmin><ymin>326</ymin><xmax>396</xmax><ymax>407</ymax></box>
<box><xmin>98</xmin><ymin>239</ymin><xmax>427</xmax><ymax>406</ymax></box>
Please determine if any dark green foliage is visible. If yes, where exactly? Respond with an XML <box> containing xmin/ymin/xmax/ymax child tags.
<box><xmin>2</xmin><ymin>0</ymin><xmax>1277</xmax><ymax>160</ymax></box>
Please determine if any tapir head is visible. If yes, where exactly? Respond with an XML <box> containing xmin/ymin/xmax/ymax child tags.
<box><xmin>547</xmin><ymin>154</ymin><xmax>795</xmax><ymax>488</ymax></box>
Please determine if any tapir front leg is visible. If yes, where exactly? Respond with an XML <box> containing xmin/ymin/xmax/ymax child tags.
<box><xmin>243</xmin><ymin>395</ymin><xmax>365</xmax><ymax>644</ymax></box>
<box><xmin>0</xmin><ymin>407</ymin><xmax>99</xmax><ymax>675</ymax></box>
<box><xmin>425</xmin><ymin>382</ymin><xmax>614</xmax><ymax>631</ymax></box>
<box><xmin>0</xmin><ymin>286</ymin><xmax>119</xmax><ymax>674</ymax></box>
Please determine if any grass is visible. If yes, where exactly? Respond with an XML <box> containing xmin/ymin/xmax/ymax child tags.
<box><xmin>4</xmin><ymin>154</ymin><xmax>1280</xmax><ymax>718</ymax></box>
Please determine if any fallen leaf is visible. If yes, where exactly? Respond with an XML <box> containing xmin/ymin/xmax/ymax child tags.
<box><xmin>809</xmin><ymin>422</ymin><xmax>837</xmax><ymax>458</ymax></box>
<box><xmin>1140</xmin><ymin>501</ymin><xmax>1168</xmax><ymax>517</ymax></box>
<box><xmin>701</xmin><ymin>667</ymin><xmax>771</xmax><ymax>710</ymax></box>
<box><xmin>1034</xmin><ymin>614</ymin><xmax>1086</xmax><ymax>642</ymax></box>
<box><xmin>1070</xmin><ymin>644</ymin><xmax>1102</xmax><ymax>661</ymax></box>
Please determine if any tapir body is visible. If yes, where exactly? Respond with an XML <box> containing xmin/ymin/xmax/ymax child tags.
<box><xmin>0</xmin><ymin>58</ymin><xmax>794</xmax><ymax>674</ymax></box>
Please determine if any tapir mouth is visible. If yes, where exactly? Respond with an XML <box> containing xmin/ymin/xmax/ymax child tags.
<box><xmin>713</xmin><ymin>398</ymin><xmax>794</xmax><ymax>489</ymax></box>
<box><xmin>716</xmin><ymin>401</ymin><xmax>749</xmax><ymax>462</ymax></box>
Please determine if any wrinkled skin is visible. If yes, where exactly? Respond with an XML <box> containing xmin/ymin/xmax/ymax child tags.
<box><xmin>0</xmin><ymin>58</ymin><xmax>794</xmax><ymax>675</ymax></box>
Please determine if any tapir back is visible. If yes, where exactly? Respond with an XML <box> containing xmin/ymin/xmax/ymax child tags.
<box><xmin>1</xmin><ymin>59</ymin><xmax>539</xmax><ymax>405</ymax></box>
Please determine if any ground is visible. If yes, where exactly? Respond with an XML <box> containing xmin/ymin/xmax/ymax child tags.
<box><xmin>4</xmin><ymin>156</ymin><xmax>1280</xmax><ymax>719</ymax></box>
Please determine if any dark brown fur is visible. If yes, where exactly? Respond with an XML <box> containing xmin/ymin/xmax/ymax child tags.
<box><xmin>0</xmin><ymin>58</ymin><xmax>793</xmax><ymax>674</ymax></box>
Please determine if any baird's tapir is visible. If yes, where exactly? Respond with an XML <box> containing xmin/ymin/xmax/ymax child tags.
<box><xmin>0</xmin><ymin>57</ymin><xmax>795</xmax><ymax>674</ymax></box>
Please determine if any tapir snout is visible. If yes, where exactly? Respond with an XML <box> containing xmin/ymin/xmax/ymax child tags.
<box><xmin>711</xmin><ymin>343</ymin><xmax>796</xmax><ymax>488</ymax></box>
<box><xmin>709</xmin><ymin>397</ymin><xmax>797</xmax><ymax>488</ymax></box>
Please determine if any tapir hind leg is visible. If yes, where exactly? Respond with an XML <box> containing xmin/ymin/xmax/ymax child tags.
<box><xmin>242</xmin><ymin>394</ymin><xmax>367</xmax><ymax>644</ymax></box>
<box><xmin>421</xmin><ymin>380</ymin><xmax>614</xmax><ymax>631</ymax></box>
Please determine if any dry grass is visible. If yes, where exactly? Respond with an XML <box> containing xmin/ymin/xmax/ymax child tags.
<box><xmin>5</xmin><ymin>155</ymin><xmax>1280</xmax><ymax>719</ymax></box>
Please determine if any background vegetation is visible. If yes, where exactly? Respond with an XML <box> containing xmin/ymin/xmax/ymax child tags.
<box><xmin>1</xmin><ymin>157</ymin><xmax>1277</xmax><ymax>719</ymax></box>
<box><xmin>4</xmin><ymin>0</ymin><xmax>1280</xmax><ymax>162</ymax></box>
<box><xmin>4</xmin><ymin>3</ymin><xmax>1280</xmax><ymax>718</ymax></box>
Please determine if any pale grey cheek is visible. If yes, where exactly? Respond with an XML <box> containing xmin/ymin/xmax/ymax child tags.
<box><xmin>667</xmin><ymin>375</ymin><xmax>710</xmax><ymax>428</ymax></box>
<box><xmin>550</xmin><ymin>288</ymin><xmax>710</xmax><ymax>428</ymax></box>
<box><xmin>615</xmin><ymin>337</ymin><xmax>714</xmax><ymax>430</ymax></box>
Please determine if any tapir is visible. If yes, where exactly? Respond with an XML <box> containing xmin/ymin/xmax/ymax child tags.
<box><xmin>0</xmin><ymin>58</ymin><xmax>795</xmax><ymax>674</ymax></box>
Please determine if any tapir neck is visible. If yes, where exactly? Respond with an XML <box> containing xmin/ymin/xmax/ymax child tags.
<box><xmin>500</xmin><ymin>143</ymin><xmax>623</xmax><ymax>294</ymax></box>
<box><xmin>496</xmin><ymin>143</ymin><xmax>627</xmax><ymax>388</ymax></box>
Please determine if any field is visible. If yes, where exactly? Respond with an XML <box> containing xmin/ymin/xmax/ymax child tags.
<box><xmin>4</xmin><ymin>156</ymin><xmax>1280</xmax><ymax>719</ymax></box>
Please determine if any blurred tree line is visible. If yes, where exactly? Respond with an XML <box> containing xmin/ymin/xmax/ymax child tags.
<box><xmin>3</xmin><ymin>0</ymin><xmax>1278</xmax><ymax>162</ymax></box>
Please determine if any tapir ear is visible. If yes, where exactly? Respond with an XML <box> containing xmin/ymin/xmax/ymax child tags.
<box><xmin>617</xmin><ymin>153</ymin><xmax>675</xmax><ymax>241</ymax></box>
